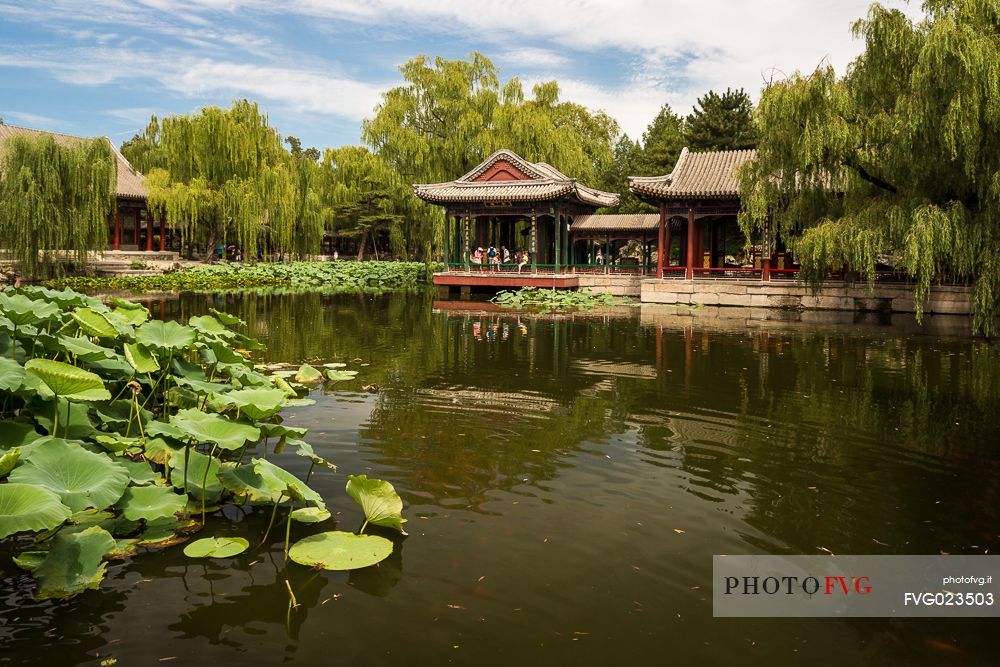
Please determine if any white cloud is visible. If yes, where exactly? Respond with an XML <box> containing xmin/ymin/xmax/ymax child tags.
<box><xmin>499</xmin><ymin>47</ymin><xmax>569</xmax><ymax>70</ymax></box>
<box><xmin>0</xmin><ymin>110</ymin><xmax>71</xmax><ymax>130</ymax></box>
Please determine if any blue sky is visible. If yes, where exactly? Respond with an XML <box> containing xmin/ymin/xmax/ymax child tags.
<box><xmin>0</xmin><ymin>0</ymin><xmax>921</xmax><ymax>152</ymax></box>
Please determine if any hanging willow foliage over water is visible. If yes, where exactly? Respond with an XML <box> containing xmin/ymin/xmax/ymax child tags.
<box><xmin>738</xmin><ymin>0</ymin><xmax>1000</xmax><ymax>335</ymax></box>
<box><xmin>0</xmin><ymin>133</ymin><xmax>115</xmax><ymax>278</ymax></box>
<box><xmin>124</xmin><ymin>100</ymin><xmax>322</xmax><ymax>259</ymax></box>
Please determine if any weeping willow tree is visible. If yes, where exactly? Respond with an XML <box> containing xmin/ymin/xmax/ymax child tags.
<box><xmin>739</xmin><ymin>0</ymin><xmax>1000</xmax><ymax>335</ymax></box>
<box><xmin>124</xmin><ymin>100</ymin><xmax>316</xmax><ymax>259</ymax></box>
<box><xmin>323</xmin><ymin>146</ymin><xmax>408</xmax><ymax>260</ymax></box>
<box><xmin>361</xmin><ymin>53</ymin><xmax>617</xmax><ymax>260</ymax></box>
<box><xmin>0</xmin><ymin>133</ymin><xmax>115</xmax><ymax>278</ymax></box>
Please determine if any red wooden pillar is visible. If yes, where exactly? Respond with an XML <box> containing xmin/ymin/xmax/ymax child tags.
<box><xmin>113</xmin><ymin>207</ymin><xmax>121</xmax><ymax>250</ymax></box>
<box><xmin>685</xmin><ymin>207</ymin><xmax>696</xmax><ymax>279</ymax></box>
<box><xmin>145</xmin><ymin>209</ymin><xmax>153</xmax><ymax>251</ymax></box>
<box><xmin>761</xmin><ymin>220</ymin><xmax>771</xmax><ymax>281</ymax></box>
<box><xmin>159</xmin><ymin>210</ymin><xmax>166</xmax><ymax>251</ymax></box>
<box><xmin>664</xmin><ymin>218</ymin><xmax>673</xmax><ymax>277</ymax></box>
<box><xmin>656</xmin><ymin>205</ymin><xmax>666</xmax><ymax>278</ymax></box>
<box><xmin>133</xmin><ymin>210</ymin><xmax>140</xmax><ymax>249</ymax></box>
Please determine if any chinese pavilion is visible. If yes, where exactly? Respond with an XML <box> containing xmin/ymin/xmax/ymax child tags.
<box><xmin>414</xmin><ymin>149</ymin><xmax>619</xmax><ymax>277</ymax></box>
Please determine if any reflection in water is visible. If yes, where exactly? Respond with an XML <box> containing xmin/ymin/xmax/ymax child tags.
<box><xmin>2</xmin><ymin>289</ymin><xmax>998</xmax><ymax>666</ymax></box>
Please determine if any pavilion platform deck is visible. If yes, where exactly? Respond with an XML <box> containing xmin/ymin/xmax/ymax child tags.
<box><xmin>434</xmin><ymin>271</ymin><xmax>580</xmax><ymax>289</ymax></box>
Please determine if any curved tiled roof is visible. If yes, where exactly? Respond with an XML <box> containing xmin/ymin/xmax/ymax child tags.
<box><xmin>571</xmin><ymin>213</ymin><xmax>659</xmax><ymax>231</ymax></box>
<box><xmin>0</xmin><ymin>124</ymin><xmax>147</xmax><ymax>200</ymax></box>
<box><xmin>414</xmin><ymin>148</ymin><xmax>618</xmax><ymax>208</ymax></box>
<box><xmin>629</xmin><ymin>147</ymin><xmax>756</xmax><ymax>201</ymax></box>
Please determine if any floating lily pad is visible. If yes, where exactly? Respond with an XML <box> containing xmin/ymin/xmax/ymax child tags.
<box><xmin>289</xmin><ymin>531</ymin><xmax>392</xmax><ymax>570</ymax></box>
<box><xmin>183</xmin><ymin>536</ymin><xmax>249</xmax><ymax>558</ymax></box>
<box><xmin>170</xmin><ymin>408</ymin><xmax>261</xmax><ymax>450</ymax></box>
<box><xmin>0</xmin><ymin>483</ymin><xmax>72</xmax><ymax>538</ymax></box>
<box><xmin>294</xmin><ymin>364</ymin><xmax>323</xmax><ymax>383</ymax></box>
<box><xmin>325</xmin><ymin>369</ymin><xmax>359</xmax><ymax>382</ymax></box>
<box><xmin>211</xmin><ymin>387</ymin><xmax>287</xmax><ymax>420</ymax></box>
<box><xmin>346</xmin><ymin>474</ymin><xmax>407</xmax><ymax>535</ymax></box>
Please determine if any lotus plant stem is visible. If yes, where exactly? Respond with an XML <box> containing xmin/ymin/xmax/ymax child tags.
<box><xmin>52</xmin><ymin>399</ymin><xmax>60</xmax><ymax>436</ymax></box>
<box><xmin>63</xmin><ymin>399</ymin><xmax>71</xmax><ymax>438</ymax></box>
<box><xmin>283</xmin><ymin>506</ymin><xmax>293</xmax><ymax>564</ymax></box>
<box><xmin>200</xmin><ymin>444</ymin><xmax>218</xmax><ymax>523</ymax></box>
<box><xmin>359</xmin><ymin>519</ymin><xmax>368</xmax><ymax>535</ymax></box>
<box><xmin>305</xmin><ymin>461</ymin><xmax>316</xmax><ymax>484</ymax></box>
<box><xmin>134</xmin><ymin>395</ymin><xmax>146</xmax><ymax>440</ymax></box>
<box><xmin>182</xmin><ymin>441</ymin><xmax>191</xmax><ymax>494</ymax></box>
<box><xmin>285</xmin><ymin>578</ymin><xmax>298</xmax><ymax>608</ymax></box>
<box><xmin>258</xmin><ymin>494</ymin><xmax>285</xmax><ymax>547</ymax></box>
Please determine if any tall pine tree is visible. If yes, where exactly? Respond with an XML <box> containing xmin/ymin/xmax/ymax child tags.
<box><xmin>684</xmin><ymin>88</ymin><xmax>757</xmax><ymax>151</ymax></box>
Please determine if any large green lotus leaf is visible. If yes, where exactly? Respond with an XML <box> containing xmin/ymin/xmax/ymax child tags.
<box><xmin>117</xmin><ymin>485</ymin><xmax>187</xmax><ymax>521</ymax></box>
<box><xmin>24</xmin><ymin>359</ymin><xmax>111</xmax><ymax>401</ymax></box>
<box><xmin>34</xmin><ymin>525</ymin><xmax>116</xmax><ymax>600</ymax></box>
<box><xmin>212</xmin><ymin>387</ymin><xmax>287</xmax><ymax>421</ymax></box>
<box><xmin>124</xmin><ymin>342</ymin><xmax>159</xmax><ymax>373</ymax></box>
<box><xmin>169</xmin><ymin>449</ymin><xmax>223</xmax><ymax>501</ymax></box>
<box><xmin>67</xmin><ymin>509</ymin><xmax>115</xmax><ymax>526</ymax></box>
<box><xmin>0</xmin><ymin>483</ymin><xmax>72</xmax><ymax>538</ymax></box>
<box><xmin>0</xmin><ymin>447</ymin><xmax>20</xmax><ymax>477</ymax></box>
<box><xmin>227</xmin><ymin>365</ymin><xmax>270</xmax><ymax>388</ymax></box>
<box><xmin>258</xmin><ymin>423</ymin><xmax>308</xmax><ymax>440</ymax></box>
<box><xmin>89</xmin><ymin>433</ymin><xmax>139</xmax><ymax>454</ymax></box>
<box><xmin>12</xmin><ymin>551</ymin><xmax>48</xmax><ymax>572</ymax></box>
<box><xmin>92</xmin><ymin>399</ymin><xmax>152</xmax><ymax>428</ymax></box>
<box><xmin>271</xmin><ymin>375</ymin><xmax>298</xmax><ymax>397</ymax></box>
<box><xmin>170</xmin><ymin>408</ymin><xmax>261</xmax><ymax>450</ymax></box>
<box><xmin>209</xmin><ymin>308</ymin><xmax>245</xmax><ymax>326</ymax></box>
<box><xmin>107</xmin><ymin>302</ymin><xmax>149</xmax><ymax>327</ymax></box>
<box><xmin>207</xmin><ymin>341</ymin><xmax>246</xmax><ymax>365</ymax></box>
<box><xmin>189</xmin><ymin>315</ymin><xmax>233</xmax><ymax>338</ymax></box>
<box><xmin>346</xmin><ymin>474</ymin><xmax>407</xmax><ymax>535</ymax></box>
<box><xmin>288</xmin><ymin>531</ymin><xmax>392</xmax><ymax>571</ymax></box>
<box><xmin>0</xmin><ymin>292</ymin><xmax>60</xmax><ymax>326</ymax></box>
<box><xmin>174</xmin><ymin>376</ymin><xmax>233</xmax><ymax>395</ymax></box>
<box><xmin>217</xmin><ymin>463</ymin><xmax>285</xmax><ymax>504</ymax></box>
<box><xmin>11</xmin><ymin>439</ymin><xmax>129</xmax><ymax>512</ymax></box>
<box><xmin>0</xmin><ymin>357</ymin><xmax>26</xmax><ymax>391</ymax></box>
<box><xmin>171</xmin><ymin>357</ymin><xmax>207</xmax><ymax>381</ymax></box>
<box><xmin>183</xmin><ymin>536</ymin><xmax>248</xmax><ymax>558</ymax></box>
<box><xmin>71</xmin><ymin>307</ymin><xmax>119</xmax><ymax>338</ymax></box>
<box><xmin>252</xmin><ymin>458</ymin><xmax>325</xmax><ymax>510</ymax></box>
<box><xmin>295</xmin><ymin>364</ymin><xmax>323</xmax><ymax>383</ymax></box>
<box><xmin>287</xmin><ymin>439</ymin><xmax>336</xmax><ymax>470</ymax></box>
<box><xmin>136</xmin><ymin>515</ymin><xmax>197</xmax><ymax>547</ymax></box>
<box><xmin>135</xmin><ymin>320</ymin><xmax>196</xmax><ymax>351</ymax></box>
<box><xmin>290</xmin><ymin>507</ymin><xmax>331</xmax><ymax>523</ymax></box>
<box><xmin>57</xmin><ymin>335</ymin><xmax>117</xmax><ymax>361</ymax></box>
<box><xmin>83</xmin><ymin>357</ymin><xmax>135</xmax><ymax>383</ymax></box>
<box><xmin>21</xmin><ymin>286</ymin><xmax>95</xmax><ymax>310</ymax></box>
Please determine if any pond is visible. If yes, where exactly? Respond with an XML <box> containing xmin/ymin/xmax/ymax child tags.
<box><xmin>3</xmin><ymin>289</ymin><xmax>998</xmax><ymax>665</ymax></box>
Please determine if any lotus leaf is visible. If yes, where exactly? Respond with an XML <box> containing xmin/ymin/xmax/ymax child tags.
<box><xmin>12</xmin><ymin>551</ymin><xmax>48</xmax><ymax>572</ymax></box>
<box><xmin>83</xmin><ymin>357</ymin><xmax>136</xmax><ymax>382</ymax></box>
<box><xmin>117</xmin><ymin>486</ymin><xmax>187</xmax><ymax>521</ymax></box>
<box><xmin>124</xmin><ymin>342</ymin><xmax>159</xmax><ymax>373</ymax></box>
<box><xmin>209</xmin><ymin>308</ymin><xmax>245</xmax><ymax>326</ymax></box>
<box><xmin>11</xmin><ymin>439</ymin><xmax>130</xmax><ymax>512</ymax></box>
<box><xmin>212</xmin><ymin>387</ymin><xmax>287</xmax><ymax>421</ymax></box>
<box><xmin>170</xmin><ymin>408</ymin><xmax>261</xmax><ymax>450</ymax></box>
<box><xmin>322</xmin><ymin>363</ymin><xmax>347</xmax><ymax>369</ymax></box>
<box><xmin>189</xmin><ymin>315</ymin><xmax>232</xmax><ymax>338</ymax></box>
<box><xmin>67</xmin><ymin>509</ymin><xmax>115</xmax><ymax>526</ymax></box>
<box><xmin>0</xmin><ymin>292</ymin><xmax>60</xmax><ymax>325</ymax></box>
<box><xmin>252</xmin><ymin>458</ymin><xmax>325</xmax><ymax>509</ymax></box>
<box><xmin>136</xmin><ymin>319</ymin><xmax>196</xmax><ymax>351</ymax></box>
<box><xmin>287</xmin><ymin>439</ymin><xmax>336</xmax><ymax>470</ymax></box>
<box><xmin>294</xmin><ymin>364</ymin><xmax>323</xmax><ymax>383</ymax></box>
<box><xmin>169</xmin><ymin>449</ymin><xmax>223</xmax><ymax>500</ymax></box>
<box><xmin>107</xmin><ymin>302</ymin><xmax>149</xmax><ymax>327</ymax></box>
<box><xmin>0</xmin><ymin>421</ymin><xmax>44</xmax><ymax>450</ymax></box>
<box><xmin>183</xmin><ymin>536</ymin><xmax>249</xmax><ymax>558</ymax></box>
<box><xmin>207</xmin><ymin>341</ymin><xmax>248</xmax><ymax>365</ymax></box>
<box><xmin>217</xmin><ymin>463</ymin><xmax>285</xmax><ymax>504</ymax></box>
<box><xmin>171</xmin><ymin>356</ymin><xmax>207</xmax><ymax>380</ymax></box>
<box><xmin>290</xmin><ymin>507</ymin><xmax>331</xmax><ymax>523</ymax></box>
<box><xmin>288</xmin><ymin>531</ymin><xmax>392</xmax><ymax>570</ymax></box>
<box><xmin>33</xmin><ymin>399</ymin><xmax>97</xmax><ymax>439</ymax></box>
<box><xmin>119</xmin><ymin>458</ymin><xmax>160</xmax><ymax>485</ymax></box>
<box><xmin>143</xmin><ymin>436</ymin><xmax>183</xmax><ymax>465</ymax></box>
<box><xmin>325</xmin><ymin>369</ymin><xmax>359</xmax><ymax>382</ymax></box>
<box><xmin>258</xmin><ymin>423</ymin><xmax>308</xmax><ymax>440</ymax></box>
<box><xmin>137</xmin><ymin>516</ymin><xmax>197</xmax><ymax>547</ymax></box>
<box><xmin>90</xmin><ymin>433</ymin><xmax>139</xmax><ymax>454</ymax></box>
<box><xmin>271</xmin><ymin>376</ymin><xmax>297</xmax><ymax>397</ymax></box>
<box><xmin>0</xmin><ymin>447</ymin><xmax>20</xmax><ymax>477</ymax></box>
<box><xmin>346</xmin><ymin>474</ymin><xmax>407</xmax><ymax>535</ymax></box>
<box><xmin>58</xmin><ymin>335</ymin><xmax>117</xmax><ymax>361</ymax></box>
<box><xmin>0</xmin><ymin>483</ymin><xmax>72</xmax><ymax>538</ymax></box>
<box><xmin>71</xmin><ymin>308</ymin><xmax>119</xmax><ymax>338</ymax></box>
<box><xmin>34</xmin><ymin>526</ymin><xmax>116</xmax><ymax>600</ymax></box>
<box><xmin>174</xmin><ymin>376</ymin><xmax>233</xmax><ymax>395</ymax></box>
<box><xmin>0</xmin><ymin>357</ymin><xmax>25</xmax><ymax>391</ymax></box>
<box><xmin>24</xmin><ymin>359</ymin><xmax>111</xmax><ymax>401</ymax></box>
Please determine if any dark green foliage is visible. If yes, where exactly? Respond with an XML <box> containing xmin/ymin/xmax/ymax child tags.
<box><xmin>684</xmin><ymin>88</ymin><xmax>757</xmax><ymax>151</ymax></box>
<box><xmin>638</xmin><ymin>104</ymin><xmax>687</xmax><ymax>175</ymax></box>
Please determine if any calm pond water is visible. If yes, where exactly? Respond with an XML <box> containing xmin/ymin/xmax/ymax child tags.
<box><xmin>3</xmin><ymin>289</ymin><xmax>999</xmax><ymax>666</ymax></box>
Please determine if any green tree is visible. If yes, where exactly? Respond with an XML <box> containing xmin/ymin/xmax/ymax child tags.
<box><xmin>738</xmin><ymin>0</ymin><xmax>1000</xmax><ymax>335</ymax></box>
<box><xmin>323</xmin><ymin>146</ymin><xmax>408</xmax><ymax>260</ymax></box>
<box><xmin>361</xmin><ymin>53</ymin><xmax>616</xmax><ymax>259</ymax></box>
<box><xmin>124</xmin><ymin>100</ymin><xmax>316</xmax><ymax>260</ymax></box>
<box><xmin>599</xmin><ymin>134</ymin><xmax>652</xmax><ymax>213</ymax></box>
<box><xmin>0</xmin><ymin>133</ymin><xmax>115</xmax><ymax>278</ymax></box>
<box><xmin>637</xmin><ymin>104</ymin><xmax>686</xmax><ymax>175</ymax></box>
<box><xmin>684</xmin><ymin>88</ymin><xmax>756</xmax><ymax>151</ymax></box>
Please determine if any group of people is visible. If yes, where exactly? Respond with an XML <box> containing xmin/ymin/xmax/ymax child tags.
<box><xmin>469</xmin><ymin>245</ymin><xmax>531</xmax><ymax>272</ymax></box>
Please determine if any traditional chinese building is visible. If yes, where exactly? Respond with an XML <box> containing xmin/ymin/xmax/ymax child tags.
<box><xmin>0</xmin><ymin>124</ymin><xmax>169</xmax><ymax>252</ymax></box>
<box><xmin>414</xmin><ymin>149</ymin><xmax>619</xmax><ymax>286</ymax></box>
